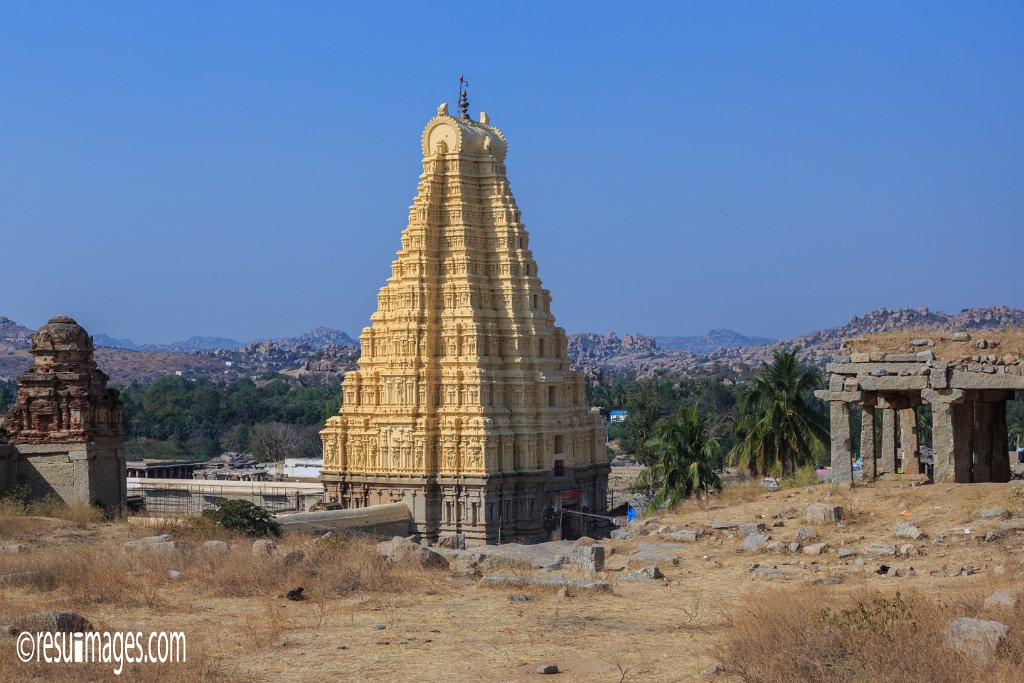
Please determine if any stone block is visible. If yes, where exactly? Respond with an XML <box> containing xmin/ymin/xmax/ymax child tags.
<box><xmin>950</xmin><ymin>332</ymin><xmax>971</xmax><ymax>342</ymax></box>
<box><xmin>805</xmin><ymin>503</ymin><xmax>843</xmax><ymax>524</ymax></box>
<box><xmin>802</xmin><ymin>543</ymin><xmax>828</xmax><ymax>555</ymax></box>
<box><xmin>738</xmin><ymin>522</ymin><xmax>766</xmax><ymax>536</ymax></box>
<box><xmin>666</xmin><ymin>529</ymin><xmax>703</xmax><ymax>542</ymax></box>
<box><xmin>574</xmin><ymin>545</ymin><xmax>605</xmax><ymax>572</ymax></box>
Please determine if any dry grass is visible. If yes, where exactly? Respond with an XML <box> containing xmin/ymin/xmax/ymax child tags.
<box><xmin>719</xmin><ymin>584</ymin><xmax>1024</xmax><ymax>683</ymax></box>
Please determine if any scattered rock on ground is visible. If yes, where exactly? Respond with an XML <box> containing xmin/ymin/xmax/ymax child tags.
<box><xmin>984</xmin><ymin>591</ymin><xmax>1018</xmax><ymax>609</ymax></box>
<box><xmin>537</xmin><ymin>664</ymin><xmax>559</xmax><ymax>674</ymax></box>
<box><xmin>740</xmin><ymin>533</ymin><xmax>771</xmax><ymax>551</ymax></box>
<box><xmin>893</xmin><ymin>523</ymin><xmax>924</xmax><ymax>540</ymax></box>
<box><xmin>252</xmin><ymin>539</ymin><xmax>278</xmax><ymax>557</ymax></box>
<box><xmin>202</xmin><ymin>540</ymin><xmax>229</xmax><ymax>555</ymax></box>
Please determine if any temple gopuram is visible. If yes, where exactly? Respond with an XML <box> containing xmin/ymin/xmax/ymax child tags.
<box><xmin>0</xmin><ymin>316</ymin><xmax>126</xmax><ymax>508</ymax></box>
<box><xmin>321</xmin><ymin>92</ymin><xmax>609</xmax><ymax>544</ymax></box>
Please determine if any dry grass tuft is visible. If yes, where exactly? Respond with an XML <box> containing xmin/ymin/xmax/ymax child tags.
<box><xmin>719</xmin><ymin>585</ymin><xmax>1024</xmax><ymax>682</ymax></box>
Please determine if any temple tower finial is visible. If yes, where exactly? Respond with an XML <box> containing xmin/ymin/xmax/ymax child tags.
<box><xmin>458</xmin><ymin>75</ymin><xmax>470</xmax><ymax>120</ymax></box>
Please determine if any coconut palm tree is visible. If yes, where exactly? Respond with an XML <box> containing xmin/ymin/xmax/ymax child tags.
<box><xmin>636</xmin><ymin>404</ymin><xmax>721</xmax><ymax>511</ymax></box>
<box><xmin>729</xmin><ymin>348</ymin><xmax>829</xmax><ymax>476</ymax></box>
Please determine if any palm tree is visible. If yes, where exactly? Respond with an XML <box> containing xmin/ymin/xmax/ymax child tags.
<box><xmin>729</xmin><ymin>348</ymin><xmax>828</xmax><ymax>476</ymax></box>
<box><xmin>636</xmin><ymin>404</ymin><xmax>722</xmax><ymax>511</ymax></box>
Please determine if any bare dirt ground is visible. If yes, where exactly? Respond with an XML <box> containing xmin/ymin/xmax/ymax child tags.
<box><xmin>3</xmin><ymin>477</ymin><xmax>1024</xmax><ymax>682</ymax></box>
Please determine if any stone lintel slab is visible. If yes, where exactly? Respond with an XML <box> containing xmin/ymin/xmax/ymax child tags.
<box><xmin>858</xmin><ymin>376</ymin><xmax>928</xmax><ymax>392</ymax></box>
<box><xmin>949</xmin><ymin>371</ymin><xmax>1024</xmax><ymax>391</ymax></box>
<box><xmin>813</xmin><ymin>390</ymin><xmax>862</xmax><ymax>403</ymax></box>
<box><xmin>826</xmin><ymin>362</ymin><xmax>929</xmax><ymax>376</ymax></box>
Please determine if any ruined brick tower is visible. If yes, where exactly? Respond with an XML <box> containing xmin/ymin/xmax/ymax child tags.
<box><xmin>321</xmin><ymin>99</ymin><xmax>609</xmax><ymax>544</ymax></box>
<box><xmin>0</xmin><ymin>316</ymin><xmax>126</xmax><ymax>507</ymax></box>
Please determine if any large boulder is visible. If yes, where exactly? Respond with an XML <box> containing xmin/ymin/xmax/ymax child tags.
<box><xmin>378</xmin><ymin>538</ymin><xmax>449</xmax><ymax>569</ymax></box>
<box><xmin>946</xmin><ymin>617</ymin><xmax>1009</xmax><ymax>664</ymax></box>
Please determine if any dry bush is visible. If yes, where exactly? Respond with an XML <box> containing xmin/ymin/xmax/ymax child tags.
<box><xmin>719</xmin><ymin>586</ymin><xmax>1024</xmax><ymax>683</ymax></box>
<box><xmin>715</xmin><ymin>480</ymin><xmax>766</xmax><ymax>507</ymax></box>
<box><xmin>0</xmin><ymin>641</ymin><xmax>225</xmax><ymax>681</ymax></box>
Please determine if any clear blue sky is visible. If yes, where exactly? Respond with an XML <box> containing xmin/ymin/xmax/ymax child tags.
<box><xmin>1</xmin><ymin>2</ymin><xmax>1021</xmax><ymax>343</ymax></box>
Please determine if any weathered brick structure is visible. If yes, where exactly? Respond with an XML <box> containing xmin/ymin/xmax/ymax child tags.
<box><xmin>0</xmin><ymin>316</ymin><xmax>126</xmax><ymax>507</ymax></box>
<box><xmin>321</xmin><ymin>94</ymin><xmax>609</xmax><ymax>544</ymax></box>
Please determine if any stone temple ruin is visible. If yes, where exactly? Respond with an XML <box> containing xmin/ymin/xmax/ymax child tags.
<box><xmin>321</xmin><ymin>96</ymin><xmax>609</xmax><ymax>545</ymax></box>
<box><xmin>0</xmin><ymin>316</ymin><xmax>127</xmax><ymax>507</ymax></box>
<box><xmin>816</xmin><ymin>331</ymin><xmax>1022</xmax><ymax>484</ymax></box>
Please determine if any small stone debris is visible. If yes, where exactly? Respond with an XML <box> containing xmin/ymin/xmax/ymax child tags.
<box><xmin>0</xmin><ymin>544</ymin><xmax>25</xmax><ymax>554</ymax></box>
<box><xmin>838</xmin><ymin>548</ymin><xmax>857</xmax><ymax>558</ymax></box>
<box><xmin>537</xmin><ymin>664</ymin><xmax>559</xmax><ymax>674</ymax></box>
<box><xmin>802</xmin><ymin>543</ymin><xmax>828</xmax><ymax>556</ymax></box>
<box><xmin>865</xmin><ymin>544</ymin><xmax>898</xmax><ymax>556</ymax></box>
<box><xmin>738</xmin><ymin>523</ymin><xmax>766</xmax><ymax>536</ymax></box>
<box><xmin>976</xmin><ymin>508</ymin><xmax>1010</xmax><ymax>519</ymax></box>
<box><xmin>373</xmin><ymin>624</ymin><xmax>387</xmax><ymax>631</ymax></box>
<box><xmin>621</xmin><ymin>566</ymin><xmax>663</xmax><ymax>581</ymax></box>
<box><xmin>804</xmin><ymin>576</ymin><xmax>841</xmax><ymax>586</ymax></box>
<box><xmin>508</xmin><ymin>594</ymin><xmax>529</xmax><ymax>603</ymax></box>
<box><xmin>771</xmin><ymin>521</ymin><xmax>785</xmax><ymax>528</ymax></box>
<box><xmin>702</xmin><ymin>663</ymin><xmax>725</xmax><ymax>676</ymax></box>
<box><xmin>609</xmin><ymin>530</ymin><xmax>633</xmax><ymax>540</ymax></box>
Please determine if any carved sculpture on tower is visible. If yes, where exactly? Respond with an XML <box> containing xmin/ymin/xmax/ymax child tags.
<box><xmin>0</xmin><ymin>316</ymin><xmax>127</xmax><ymax>508</ymax></box>
<box><xmin>321</xmin><ymin>94</ymin><xmax>609</xmax><ymax>544</ymax></box>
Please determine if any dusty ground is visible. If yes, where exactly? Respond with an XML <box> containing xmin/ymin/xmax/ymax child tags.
<box><xmin>3</xmin><ymin>477</ymin><xmax>1024</xmax><ymax>682</ymax></box>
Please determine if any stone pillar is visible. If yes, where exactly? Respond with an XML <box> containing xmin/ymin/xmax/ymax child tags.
<box><xmin>992</xmin><ymin>400</ymin><xmax>1011</xmax><ymax>483</ymax></box>
<box><xmin>860</xmin><ymin>406</ymin><xmax>876</xmax><ymax>481</ymax></box>
<box><xmin>829</xmin><ymin>401</ymin><xmax>853</xmax><ymax>484</ymax></box>
<box><xmin>924</xmin><ymin>389</ymin><xmax>965</xmax><ymax>483</ymax></box>
<box><xmin>973</xmin><ymin>402</ymin><xmax>993</xmax><ymax>483</ymax></box>
<box><xmin>952</xmin><ymin>402</ymin><xmax>974</xmax><ymax>483</ymax></box>
<box><xmin>899</xmin><ymin>408</ymin><xmax>920</xmax><ymax>475</ymax></box>
<box><xmin>879</xmin><ymin>404</ymin><xmax>897</xmax><ymax>475</ymax></box>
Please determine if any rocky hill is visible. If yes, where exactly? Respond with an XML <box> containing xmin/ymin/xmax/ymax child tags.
<box><xmin>654</xmin><ymin>329</ymin><xmax>774</xmax><ymax>353</ymax></box>
<box><xmin>568</xmin><ymin>306</ymin><xmax>1024</xmax><ymax>380</ymax></box>
<box><xmin>0</xmin><ymin>316</ymin><xmax>32</xmax><ymax>351</ymax></box>
<box><xmin>3</xmin><ymin>306</ymin><xmax>1021</xmax><ymax>385</ymax></box>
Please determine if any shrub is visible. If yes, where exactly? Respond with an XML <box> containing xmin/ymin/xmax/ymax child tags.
<box><xmin>202</xmin><ymin>499</ymin><xmax>281</xmax><ymax>537</ymax></box>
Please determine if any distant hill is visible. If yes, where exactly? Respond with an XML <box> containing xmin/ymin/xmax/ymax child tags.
<box><xmin>655</xmin><ymin>329</ymin><xmax>775</xmax><ymax>354</ymax></box>
<box><xmin>0</xmin><ymin>316</ymin><xmax>33</xmax><ymax>351</ymax></box>
<box><xmin>266</xmin><ymin>327</ymin><xmax>357</xmax><ymax>350</ymax></box>
<box><xmin>93</xmin><ymin>334</ymin><xmax>245</xmax><ymax>352</ymax></box>
<box><xmin>569</xmin><ymin>305</ymin><xmax>1024</xmax><ymax>380</ymax></box>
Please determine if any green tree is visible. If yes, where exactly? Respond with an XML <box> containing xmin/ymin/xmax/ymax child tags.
<box><xmin>729</xmin><ymin>349</ymin><xmax>828</xmax><ymax>476</ymax></box>
<box><xmin>202</xmin><ymin>499</ymin><xmax>281</xmax><ymax>537</ymax></box>
<box><xmin>636</xmin><ymin>405</ymin><xmax>722</xmax><ymax>511</ymax></box>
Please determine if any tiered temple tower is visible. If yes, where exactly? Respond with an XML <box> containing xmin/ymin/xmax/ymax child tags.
<box><xmin>321</xmin><ymin>98</ymin><xmax>608</xmax><ymax>544</ymax></box>
<box><xmin>0</xmin><ymin>316</ymin><xmax>126</xmax><ymax>508</ymax></box>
